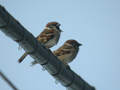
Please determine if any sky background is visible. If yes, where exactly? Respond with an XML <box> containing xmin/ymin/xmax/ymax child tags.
<box><xmin>0</xmin><ymin>0</ymin><xmax>120</xmax><ymax>90</ymax></box>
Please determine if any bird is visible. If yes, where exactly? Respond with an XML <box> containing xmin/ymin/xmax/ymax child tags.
<box><xmin>31</xmin><ymin>39</ymin><xmax>82</xmax><ymax>66</ymax></box>
<box><xmin>18</xmin><ymin>21</ymin><xmax>62</xmax><ymax>63</ymax></box>
<box><xmin>53</xmin><ymin>39</ymin><xmax>82</xmax><ymax>65</ymax></box>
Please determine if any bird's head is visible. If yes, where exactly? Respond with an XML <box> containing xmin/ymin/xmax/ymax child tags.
<box><xmin>65</xmin><ymin>40</ymin><xmax>82</xmax><ymax>48</ymax></box>
<box><xmin>46</xmin><ymin>22</ymin><xmax>62</xmax><ymax>32</ymax></box>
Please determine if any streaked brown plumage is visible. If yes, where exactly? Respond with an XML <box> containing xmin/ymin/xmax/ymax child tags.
<box><xmin>18</xmin><ymin>22</ymin><xmax>62</xmax><ymax>63</ymax></box>
<box><xmin>53</xmin><ymin>40</ymin><xmax>82</xmax><ymax>65</ymax></box>
<box><xmin>31</xmin><ymin>40</ymin><xmax>82</xmax><ymax>66</ymax></box>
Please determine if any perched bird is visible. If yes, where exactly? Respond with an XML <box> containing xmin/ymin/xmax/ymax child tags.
<box><xmin>53</xmin><ymin>40</ymin><xmax>82</xmax><ymax>65</ymax></box>
<box><xmin>18</xmin><ymin>22</ymin><xmax>62</xmax><ymax>63</ymax></box>
<box><xmin>31</xmin><ymin>39</ymin><xmax>82</xmax><ymax>66</ymax></box>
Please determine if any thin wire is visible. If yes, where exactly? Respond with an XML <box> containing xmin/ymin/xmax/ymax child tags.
<box><xmin>0</xmin><ymin>70</ymin><xmax>18</xmax><ymax>90</ymax></box>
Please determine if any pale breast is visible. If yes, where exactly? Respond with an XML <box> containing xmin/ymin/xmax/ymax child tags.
<box><xmin>45</xmin><ymin>30</ymin><xmax>61</xmax><ymax>48</ymax></box>
<box><xmin>63</xmin><ymin>48</ymin><xmax>79</xmax><ymax>64</ymax></box>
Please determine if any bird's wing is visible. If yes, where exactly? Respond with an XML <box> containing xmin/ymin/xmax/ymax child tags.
<box><xmin>53</xmin><ymin>45</ymin><xmax>73</xmax><ymax>56</ymax></box>
<box><xmin>36</xmin><ymin>29</ymin><xmax>55</xmax><ymax>44</ymax></box>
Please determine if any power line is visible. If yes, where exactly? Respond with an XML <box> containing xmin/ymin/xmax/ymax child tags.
<box><xmin>0</xmin><ymin>70</ymin><xmax>18</xmax><ymax>90</ymax></box>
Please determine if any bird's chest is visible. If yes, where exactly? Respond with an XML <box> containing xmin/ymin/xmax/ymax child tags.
<box><xmin>45</xmin><ymin>33</ymin><xmax>60</xmax><ymax>47</ymax></box>
<box><xmin>65</xmin><ymin>49</ymin><xmax>79</xmax><ymax>63</ymax></box>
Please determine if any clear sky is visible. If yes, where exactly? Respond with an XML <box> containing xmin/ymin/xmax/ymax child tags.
<box><xmin>0</xmin><ymin>0</ymin><xmax>120</xmax><ymax>90</ymax></box>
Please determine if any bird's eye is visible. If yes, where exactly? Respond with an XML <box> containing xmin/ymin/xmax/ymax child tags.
<box><xmin>56</xmin><ymin>23</ymin><xmax>60</xmax><ymax>27</ymax></box>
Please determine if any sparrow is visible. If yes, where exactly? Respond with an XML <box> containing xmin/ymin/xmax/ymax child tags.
<box><xmin>18</xmin><ymin>21</ymin><xmax>62</xmax><ymax>63</ymax></box>
<box><xmin>53</xmin><ymin>40</ymin><xmax>82</xmax><ymax>65</ymax></box>
<box><xmin>31</xmin><ymin>39</ymin><xmax>82</xmax><ymax>66</ymax></box>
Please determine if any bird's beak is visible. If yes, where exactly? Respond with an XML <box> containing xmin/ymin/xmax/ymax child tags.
<box><xmin>79</xmin><ymin>43</ymin><xmax>82</xmax><ymax>46</ymax></box>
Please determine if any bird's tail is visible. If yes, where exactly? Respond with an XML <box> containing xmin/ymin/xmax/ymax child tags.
<box><xmin>18</xmin><ymin>52</ymin><xmax>28</xmax><ymax>63</ymax></box>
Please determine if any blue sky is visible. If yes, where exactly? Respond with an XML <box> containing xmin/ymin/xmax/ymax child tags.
<box><xmin>0</xmin><ymin>0</ymin><xmax>120</xmax><ymax>90</ymax></box>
